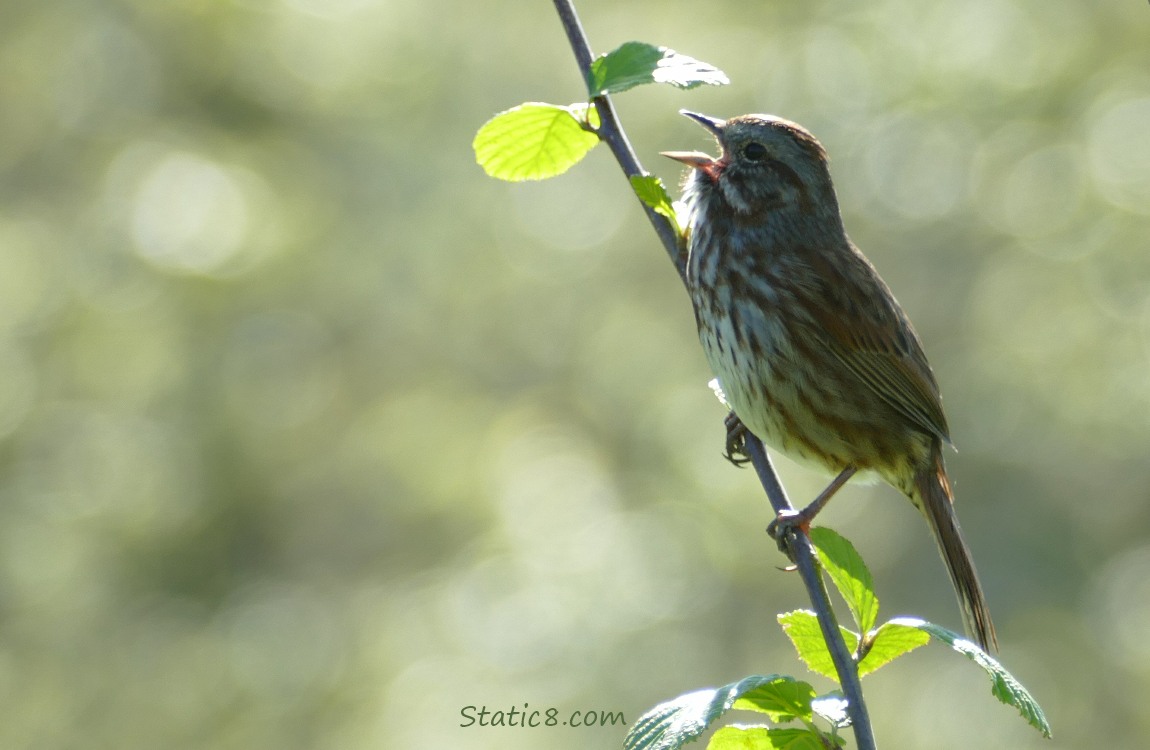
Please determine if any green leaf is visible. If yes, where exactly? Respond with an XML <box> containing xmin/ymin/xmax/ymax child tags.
<box><xmin>765</xmin><ymin>728</ymin><xmax>841</xmax><ymax>750</ymax></box>
<box><xmin>777</xmin><ymin>610</ymin><xmax>859</xmax><ymax>683</ymax></box>
<box><xmin>630</xmin><ymin>174</ymin><xmax>683</xmax><ymax>237</ymax></box>
<box><xmin>708</xmin><ymin>725</ymin><xmax>831</xmax><ymax>750</ymax></box>
<box><xmin>732</xmin><ymin>678</ymin><xmax>816</xmax><ymax>724</ymax></box>
<box><xmin>473</xmin><ymin>103</ymin><xmax>599</xmax><ymax>181</ymax></box>
<box><xmin>809</xmin><ymin>527</ymin><xmax>878</xmax><ymax>633</ymax></box>
<box><xmin>891</xmin><ymin>617</ymin><xmax>1053</xmax><ymax>738</ymax></box>
<box><xmin>624</xmin><ymin>675</ymin><xmax>790</xmax><ymax>750</ymax></box>
<box><xmin>706</xmin><ymin>725</ymin><xmax>773</xmax><ymax>750</ymax></box>
<box><xmin>587</xmin><ymin>41</ymin><xmax>729</xmax><ymax>96</ymax></box>
<box><xmin>856</xmin><ymin>620</ymin><xmax>930</xmax><ymax>677</ymax></box>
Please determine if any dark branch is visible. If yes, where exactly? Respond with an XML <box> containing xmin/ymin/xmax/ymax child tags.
<box><xmin>551</xmin><ymin>0</ymin><xmax>686</xmax><ymax>284</ymax></box>
<box><xmin>742</xmin><ymin>437</ymin><xmax>875</xmax><ymax>747</ymax></box>
<box><xmin>549</xmin><ymin>1</ymin><xmax>877</xmax><ymax>748</ymax></box>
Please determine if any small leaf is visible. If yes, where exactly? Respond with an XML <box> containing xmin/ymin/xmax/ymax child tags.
<box><xmin>473</xmin><ymin>103</ymin><xmax>599</xmax><ymax>181</ymax></box>
<box><xmin>587</xmin><ymin>41</ymin><xmax>662</xmax><ymax>95</ymax></box>
<box><xmin>891</xmin><ymin>617</ymin><xmax>1053</xmax><ymax>738</ymax></box>
<box><xmin>777</xmin><ymin>610</ymin><xmax>859</xmax><ymax>683</ymax></box>
<box><xmin>706</xmin><ymin>725</ymin><xmax>773</xmax><ymax>750</ymax></box>
<box><xmin>766</xmin><ymin>728</ymin><xmax>839</xmax><ymax>750</ymax></box>
<box><xmin>732</xmin><ymin>677</ymin><xmax>816</xmax><ymax>724</ymax></box>
<box><xmin>587</xmin><ymin>41</ymin><xmax>729</xmax><ymax>96</ymax></box>
<box><xmin>630</xmin><ymin>174</ymin><xmax>683</xmax><ymax>237</ymax></box>
<box><xmin>856</xmin><ymin>620</ymin><xmax>930</xmax><ymax>677</ymax></box>
<box><xmin>652</xmin><ymin>49</ymin><xmax>730</xmax><ymax>90</ymax></box>
<box><xmin>810</xmin><ymin>693</ymin><xmax>850</xmax><ymax>729</ymax></box>
<box><xmin>809</xmin><ymin>527</ymin><xmax>878</xmax><ymax>633</ymax></box>
<box><xmin>624</xmin><ymin>675</ymin><xmax>789</xmax><ymax>750</ymax></box>
<box><xmin>708</xmin><ymin>725</ymin><xmax>830</xmax><ymax>750</ymax></box>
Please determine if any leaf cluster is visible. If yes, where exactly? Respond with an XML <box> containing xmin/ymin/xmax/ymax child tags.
<box><xmin>623</xmin><ymin>528</ymin><xmax>1051</xmax><ymax>750</ymax></box>
<box><xmin>473</xmin><ymin>42</ymin><xmax>726</xmax><ymax>183</ymax></box>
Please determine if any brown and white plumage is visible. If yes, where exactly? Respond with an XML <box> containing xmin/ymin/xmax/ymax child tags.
<box><xmin>665</xmin><ymin>111</ymin><xmax>997</xmax><ymax>650</ymax></box>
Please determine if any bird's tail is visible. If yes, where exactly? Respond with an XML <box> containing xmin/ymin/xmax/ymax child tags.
<box><xmin>914</xmin><ymin>450</ymin><xmax>998</xmax><ymax>651</ymax></box>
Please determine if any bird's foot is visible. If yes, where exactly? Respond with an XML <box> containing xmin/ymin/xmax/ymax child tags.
<box><xmin>766</xmin><ymin>508</ymin><xmax>812</xmax><ymax>562</ymax></box>
<box><xmin>766</xmin><ymin>466</ymin><xmax>859</xmax><ymax>562</ymax></box>
<box><xmin>723</xmin><ymin>412</ymin><xmax>750</xmax><ymax>467</ymax></box>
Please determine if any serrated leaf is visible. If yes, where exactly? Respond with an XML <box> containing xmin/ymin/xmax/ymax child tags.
<box><xmin>473</xmin><ymin>103</ymin><xmax>599</xmax><ymax>181</ymax></box>
<box><xmin>809</xmin><ymin>527</ymin><xmax>878</xmax><ymax>633</ymax></box>
<box><xmin>810</xmin><ymin>693</ymin><xmax>850</xmax><ymax>729</ymax></box>
<box><xmin>652</xmin><ymin>50</ymin><xmax>729</xmax><ymax>89</ymax></box>
<box><xmin>890</xmin><ymin>617</ymin><xmax>1053</xmax><ymax>738</ymax></box>
<box><xmin>856</xmin><ymin>620</ymin><xmax>930</xmax><ymax>677</ymax></box>
<box><xmin>624</xmin><ymin>675</ymin><xmax>788</xmax><ymax>750</ymax></box>
<box><xmin>777</xmin><ymin>610</ymin><xmax>859</xmax><ymax>683</ymax></box>
<box><xmin>708</xmin><ymin>725</ymin><xmax>830</xmax><ymax>750</ymax></box>
<box><xmin>587</xmin><ymin>41</ymin><xmax>729</xmax><ymax>96</ymax></box>
<box><xmin>630</xmin><ymin>174</ymin><xmax>683</xmax><ymax>237</ymax></box>
<box><xmin>732</xmin><ymin>677</ymin><xmax>816</xmax><ymax>724</ymax></box>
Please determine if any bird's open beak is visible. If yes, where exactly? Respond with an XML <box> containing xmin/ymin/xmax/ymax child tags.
<box><xmin>679</xmin><ymin>110</ymin><xmax>725</xmax><ymax>138</ymax></box>
<box><xmin>659</xmin><ymin>150</ymin><xmax>715</xmax><ymax>169</ymax></box>
<box><xmin>660</xmin><ymin>110</ymin><xmax>726</xmax><ymax>170</ymax></box>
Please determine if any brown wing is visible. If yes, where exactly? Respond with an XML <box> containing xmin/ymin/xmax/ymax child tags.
<box><xmin>802</xmin><ymin>241</ymin><xmax>951</xmax><ymax>445</ymax></box>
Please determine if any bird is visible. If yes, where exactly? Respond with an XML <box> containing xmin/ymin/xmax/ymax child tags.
<box><xmin>662</xmin><ymin>110</ymin><xmax>997</xmax><ymax>651</ymax></box>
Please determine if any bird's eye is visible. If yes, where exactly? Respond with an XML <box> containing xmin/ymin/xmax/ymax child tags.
<box><xmin>742</xmin><ymin>142</ymin><xmax>768</xmax><ymax>161</ymax></box>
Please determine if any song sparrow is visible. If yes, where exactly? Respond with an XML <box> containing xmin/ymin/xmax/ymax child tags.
<box><xmin>663</xmin><ymin>111</ymin><xmax>997</xmax><ymax>651</ymax></box>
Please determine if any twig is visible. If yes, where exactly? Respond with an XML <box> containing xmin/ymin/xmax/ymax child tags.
<box><xmin>743</xmin><ymin>437</ymin><xmax>875</xmax><ymax>747</ymax></box>
<box><xmin>551</xmin><ymin>0</ymin><xmax>686</xmax><ymax>283</ymax></box>
<box><xmin>548</xmin><ymin>1</ymin><xmax>877</xmax><ymax>748</ymax></box>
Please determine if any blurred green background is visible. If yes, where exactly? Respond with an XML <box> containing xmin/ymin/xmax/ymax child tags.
<box><xmin>0</xmin><ymin>0</ymin><xmax>1148</xmax><ymax>747</ymax></box>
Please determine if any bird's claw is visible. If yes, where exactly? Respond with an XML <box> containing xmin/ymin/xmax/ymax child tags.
<box><xmin>723</xmin><ymin>412</ymin><xmax>751</xmax><ymax>466</ymax></box>
<box><xmin>766</xmin><ymin>508</ymin><xmax>810</xmax><ymax>562</ymax></box>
